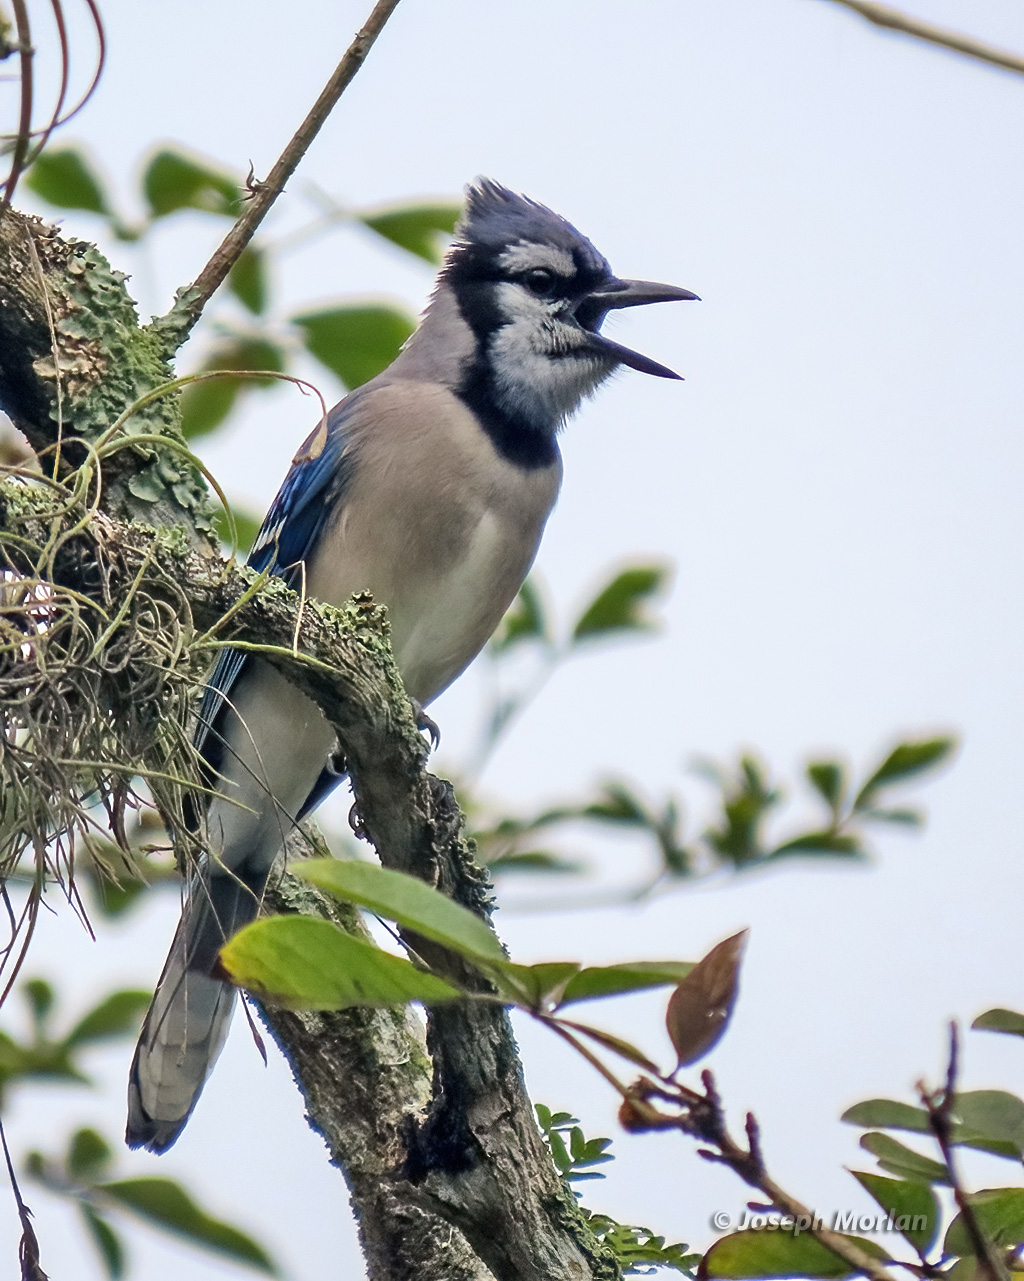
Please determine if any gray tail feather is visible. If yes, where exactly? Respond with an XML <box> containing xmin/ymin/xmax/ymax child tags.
<box><xmin>126</xmin><ymin>874</ymin><xmax>260</xmax><ymax>1153</ymax></box>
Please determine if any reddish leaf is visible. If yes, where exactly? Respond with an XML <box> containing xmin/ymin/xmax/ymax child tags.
<box><xmin>666</xmin><ymin>930</ymin><xmax>748</xmax><ymax>1067</ymax></box>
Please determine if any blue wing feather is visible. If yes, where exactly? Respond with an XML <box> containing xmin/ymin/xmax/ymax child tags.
<box><xmin>194</xmin><ymin>395</ymin><xmax>361</xmax><ymax>783</ymax></box>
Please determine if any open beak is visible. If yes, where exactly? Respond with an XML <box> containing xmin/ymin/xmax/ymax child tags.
<box><xmin>577</xmin><ymin>278</ymin><xmax>699</xmax><ymax>380</ymax></box>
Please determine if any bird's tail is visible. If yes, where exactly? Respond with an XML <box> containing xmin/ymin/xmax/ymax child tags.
<box><xmin>126</xmin><ymin>873</ymin><xmax>259</xmax><ymax>1153</ymax></box>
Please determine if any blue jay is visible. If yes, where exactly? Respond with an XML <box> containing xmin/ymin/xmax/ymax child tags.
<box><xmin>126</xmin><ymin>179</ymin><xmax>697</xmax><ymax>1151</ymax></box>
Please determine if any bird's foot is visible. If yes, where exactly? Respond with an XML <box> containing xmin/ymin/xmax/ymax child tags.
<box><xmin>410</xmin><ymin>699</ymin><xmax>440</xmax><ymax>750</ymax></box>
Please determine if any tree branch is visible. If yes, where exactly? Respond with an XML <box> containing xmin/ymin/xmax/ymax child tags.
<box><xmin>0</xmin><ymin>490</ymin><xmax>616</xmax><ymax>1281</ymax></box>
<box><xmin>619</xmin><ymin>1071</ymin><xmax>897</xmax><ymax>1281</ymax></box>
<box><xmin>820</xmin><ymin>0</ymin><xmax>1024</xmax><ymax>77</ymax></box>
<box><xmin>0</xmin><ymin>31</ymin><xmax>615</xmax><ymax>1273</ymax></box>
<box><xmin>918</xmin><ymin>1025</ymin><xmax>1008</xmax><ymax>1281</ymax></box>
<box><xmin>261</xmin><ymin>866</ymin><xmax>496</xmax><ymax>1281</ymax></box>
<box><xmin>159</xmin><ymin>0</ymin><xmax>405</xmax><ymax>344</ymax></box>
<box><xmin>0</xmin><ymin>209</ymin><xmax>215</xmax><ymax>540</ymax></box>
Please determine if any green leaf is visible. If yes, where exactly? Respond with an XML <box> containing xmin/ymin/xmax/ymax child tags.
<box><xmin>26</xmin><ymin>146</ymin><xmax>110</xmax><ymax>214</ymax></box>
<box><xmin>535</xmin><ymin>1105</ymin><xmax>579</xmax><ymax>1138</ymax></box>
<box><xmin>179</xmin><ymin>375</ymin><xmax>241</xmax><ymax>440</ymax></box>
<box><xmin>572</xmin><ymin>1133</ymin><xmax>613</xmax><ymax>1168</ymax></box>
<box><xmin>702</xmin><ymin>756</ymin><xmax>780</xmax><ymax>868</ymax></box>
<box><xmin>842</xmin><ymin>1094</ymin><xmax>1024</xmax><ymax>1158</ymax></box>
<box><xmin>972</xmin><ymin>1008</ymin><xmax>1024</xmax><ymax>1039</ymax></box>
<box><xmin>806</xmin><ymin>761</ymin><xmax>845</xmax><ymax>811</ymax></box>
<box><xmin>559</xmin><ymin>960</ymin><xmax>694</xmax><ymax>1006</ymax></box>
<box><xmin>858</xmin><ymin>807</ymin><xmax>923</xmax><ymax>826</ymax></box>
<box><xmin>491</xmin><ymin>578</ymin><xmax>549</xmax><ymax>652</ymax></box>
<box><xmin>859</xmin><ymin>1133</ymin><xmax>949</xmax><ymax>1185</ymax></box>
<box><xmin>228</xmin><ymin>246</ymin><xmax>268</xmax><ymax>315</ymax></box>
<box><xmin>84</xmin><ymin>868</ymin><xmax>150</xmax><ymax>917</ymax></box>
<box><xmin>220</xmin><ymin>916</ymin><xmax>461</xmax><ymax>1009</ymax></box>
<box><xmin>179</xmin><ymin>339</ymin><xmax>286</xmax><ymax>440</ymax></box>
<box><xmin>0</xmin><ymin>1029</ymin><xmax>78</xmax><ymax>1083</ymax></box>
<box><xmin>293</xmin><ymin>305</ymin><xmax>416</xmax><ymax>390</ymax></box>
<box><xmin>67</xmin><ymin>1127</ymin><xmax>114</xmax><ymax>1180</ymax></box>
<box><xmin>944</xmin><ymin>1188</ymin><xmax>1024</xmax><ymax>1257</ymax></box>
<box><xmin>100</xmin><ymin>1177</ymin><xmax>277</xmax><ymax>1274</ymax></box>
<box><xmin>142</xmin><ymin>148</ymin><xmax>240</xmax><ymax>218</ymax></box>
<box><xmin>80</xmin><ymin>1205</ymin><xmax>125</xmax><ymax>1280</ymax></box>
<box><xmin>854</xmin><ymin>737</ymin><xmax>955</xmax><ymax>808</ymax></box>
<box><xmin>486</xmin><ymin>850</ymin><xmax>585</xmax><ymax>876</ymax></box>
<box><xmin>583</xmin><ymin>783</ymin><xmax>651</xmax><ymax>826</ymax></box>
<box><xmin>556</xmin><ymin>1019</ymin><xmax>662</xmax><ymax>1074</ymax></box>
<box><xmin>294</xmin><ymin>859</ymin><xmax>507</xmax><ymax>965</ymax></box>
<box><xmin>593</xmin><ymin>1217</ymin><xmax>697</xmax><ymax>1274</ymax></box>
<box><xmin>571</xmin><ymin>565</ymin><xmax>670</xmax><ymax>642</ymax></box>
<box><xmin>666</xmin><ymin>931</ymin><xmax>747</xmax><ymax>1067</ymax></box>
<box><xmin>65</xmin><ymin>990</ymin><xmax>150</xmax><ymax>1047</ymax></box>
<box><xmin>358</xmin><ymin>202</ymin><xmax>461</xmax><ymax>263</ymax></box>
<box><xmin>547</xmin><ymin>1127</ymin><xmax>572</xmax><ymax>1175</ymax></box>
<box><xmin>699</xmin><ymin>1229</ymin><xmax>886</xmax><ymax>1279</ymax></box>
<box><xmin>954</xmin><ymin>1090</ymin><xmax>1024</xmax><ymax>1158</ymax></box>
<box><xmin>0</xmin><ymin>1029</ymin><xmax>31</xmax><ymax>1077</ymax></box>
<box><xmin>212</xmin><ymin>504</ymin><xmax>263</xmax><ymax>555</ymax></box>
<box><xmin>498</xmin><ymin>962</ymin><xmax>582</xmax><ymax>1010</ymax></box>
<box><xmin>24</xmin><ymin>978</ymin><xmax>55</xmax><ymax>1025</ymax></box>
<box><xmin>840</xmin><ymin>1099</ymin><xmax>932</xmax><ymax>1134</ymax></box>
<box><xmin>850</xmin><ymin>1170</ymin><xmax>939</xmax><ymax>1253</ymax></box>
<box><xmin>769</xmin><ymin>832</ymin><xmax>862</xmax><ymax>858</ymax></box>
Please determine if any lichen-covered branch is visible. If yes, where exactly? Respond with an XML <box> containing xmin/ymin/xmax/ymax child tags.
<box><xmin>0</xmin><ymin>209</ymin><xmax>215</xmax><ymax>539</ymax></box>
<box><xmin>55</xmin><ymin>504</ymin><xmax>616</xmax><ymax>1279</ymax></box>
<box><xmin>0</xmin><ymin>210</ymin><xmax>617</xmax><ymax>1279</ymax></box>
<box><xmin>262</xmin><ymin>866</ymin><xmax>495</xmax><ymax>1281</ymax></box>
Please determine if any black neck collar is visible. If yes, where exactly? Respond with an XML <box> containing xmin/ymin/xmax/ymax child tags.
<box><xmin>449</xmin><ymin>271</ymin><xmax>560</xmax><ymax>471</ymax></box>
<box><xmin>456</xmin><ymin>364</ymin><xmax>559</xmax><ymax>470</ymax></box>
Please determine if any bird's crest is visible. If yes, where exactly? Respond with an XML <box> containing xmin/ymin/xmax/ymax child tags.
<box><xmin>449</xmin><ymin>177</ymin><xmax>610</xmax><ymax>276</ymax></box>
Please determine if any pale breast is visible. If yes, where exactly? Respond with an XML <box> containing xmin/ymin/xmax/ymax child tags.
<box><xmin>306</xmin><ymin>380</ymin><xmax>562</xmax><ymax>704</ymax></box>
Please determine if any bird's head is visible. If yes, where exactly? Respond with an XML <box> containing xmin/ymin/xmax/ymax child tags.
<box><xmin>440</xmin><ymin>178</ymin><xmax>697</xmax><ymax>440</ymax></box>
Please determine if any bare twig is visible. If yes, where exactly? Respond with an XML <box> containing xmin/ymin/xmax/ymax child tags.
<box><xmin>0</xmin><ymin>495</ymin><xmax>612</xmax><ymax>1281</ymax></box>
<box><xmin>2</xmin><ymin>0</ymin><xmax>33</xmax><ymax>209</ymax></box>
<box><xmin>820</xmin><ymin>0</ymin><xmax>1024</xmax><ymax>77</ymax></box>
<box><xmin>167</xmin><ymin>0</ymin><xmax>403</xmax><ymax>338</ymax></box>
<box><xmin>696</xmin><ymin>1072</ymin><xmax>895</xmax><ymax>1281</ymax></box>
<box><xmin>618</xmin><ymin>1070</ymin><xmax>898</xmax><ymax>1281</ymax></box>
<box><xmin>0</xmin><ymin>1113</ymin><xmax>47</xmax><ymax>1280</ymax></box>
<box><xmin>918</xmin><ymin>1024</ymin><xmax>1009</xmax><ymax>1281</ymax></box>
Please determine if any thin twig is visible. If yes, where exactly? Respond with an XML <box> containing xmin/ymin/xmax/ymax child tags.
<box><xmin>47</xmin><ymin>0</ymin><xmax>105</xmax><ymax>133</ymax></box>
<box><xmin>167</xmin><ymin>0</ymin><xmax>404</xmax><ymax>338</ymax></box>
<box><xmin>821</xmin><ymin>0</ymin><xmax>1024</xmax><ymax>77</ymax></box>
<box><xmin>2</xmin><ymin>0</ymin><xmax>33</xmax><ymax>209</ymax></box>
<box><xmin>620</xmin><ymin>1070</ymin><xmax>898</xmax><ymax>1281</ymax></box>
<box><xmin>919</xmin><ymin>1024</ymin><xmax>1009</xmax><ymax>1281</ymax></box>
<box><xmin>0</xmin><ymin>1113</ymin><xmax>48</xmax><ymax>1280</ymax></box>
<box><xmin>27</xmin><ymin>0</ymin><xmax>70</xmax><ymax>172</ymax></box>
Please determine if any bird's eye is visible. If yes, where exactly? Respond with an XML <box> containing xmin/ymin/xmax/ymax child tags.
<box><xmin>523</xmin><ymin>267</ymin><xmax>557</xmax><ymax>297</ymax></box>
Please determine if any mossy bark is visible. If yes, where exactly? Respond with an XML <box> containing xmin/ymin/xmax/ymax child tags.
<box><xmin>0</xmin><ymin>208</ymin><xmax>619</xmax><ymax>1281</ymax></box>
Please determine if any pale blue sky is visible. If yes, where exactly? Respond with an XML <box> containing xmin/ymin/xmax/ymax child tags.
<box><xmin>5</xmin><ymin>3</ymin><xmax>1024</xmax><ymax>1278</ymax></box>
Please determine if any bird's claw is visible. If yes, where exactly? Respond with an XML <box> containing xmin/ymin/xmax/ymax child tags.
<box><xmin>411</xmin><ymin>699</ymin><xmax>440</xmax><ymax>750</ymax></box>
